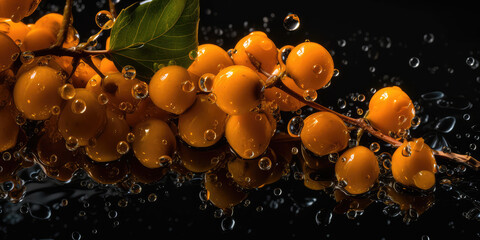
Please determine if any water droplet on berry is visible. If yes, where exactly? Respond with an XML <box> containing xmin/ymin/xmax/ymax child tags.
<box><xmin>95</xmin><ymin>10</ymin><xmax>114</xmax><ymax>30</ymax></box>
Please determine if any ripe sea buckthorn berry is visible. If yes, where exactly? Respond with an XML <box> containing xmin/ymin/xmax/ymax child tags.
<box><xmin>263</xmin><ymin>76</ymin><xmax>305</xmax><ymax>112</ymax></box>
<box><xmin>149</xmin><ymin>65</ymin><xmax>196</xmax><ymax>115</ymax></box>
<box><xmin>0</xmin><ymin>32</ymin><xmax>20</xmax><ymax>72</ymax></box>
<box><xmin>22</xmin><ymin>27</ymin><xmax>56</xmax><ymax>51</ymax></box>
<box><xmin>85</xmin><ymin>109</ymin><xmax>130</xmax><ymax>162</ymax></box>
<box><xmin>57</xmin><ymin>88</ymin><xmax>107</xmax><ymax>146</ymax></box>
<box><xmin>71</xmin><ymin>57</ymin><xmax>101</xmax><ymax>88</ymax></box>
<box><xmin>0</xmin><ymin>0</ymin><xmax>42</xmax><ymax>22</ymax></box>
<box><xmin>178</xmin><ymin>139</ymin><xmax>228</xmax><ymax>173</ymax></box>
<box><xmin>101</xmin><ymin>72</ymin><xmax>142</xmax><ymax>112</ymax></box>
<box><xmin>125</xmin><ymin>97</ymin><xmax>171</xmax><ymax>128</ymax></box>
<box><xmin>300</xmin><ymin>112</ymin><xmax>349</xmax><ymax>157</ymax></box>
<box><xmin>0</xmin><ymin>18</ymin><xmax>30</xmax><ymax>50</ymax></box>
<box><xmin>335</xmin><ymin>146</ymin><xmax>380</xmax><ymax>195</ymax></box>
<box><xmin>286</xmin><ymin>41</ymin><xmax>334</xmax><ymax>90</ymax></box>
<box><xmin>187</xmin><ymin>44</ymin><xmax>233</xmax><ymax>84</ymax></box>
<box><xmin>13</xmin><ymin>64</ymin><xmax>65</xmax><ymax>120</ymax></box>
<box><xmin>0</xmin><ymin>104</ymin><xmax>19</xmax><ymax>152</ymax></box>
<box><xmin>132</xmin><ymin>119</ymin><xmax>176</xmax><ymax>169</ymax></box>
<box><xmin>33</xmin><ymin>13</ymin><xmax>63</xmax><ymax>35</ymax></box>
<box><xmin>391</xmin><ymin>138</ymin><xmax>437</xmax><ymax>190</ymax></box>
<box><xmin>100</xmin><ymin>57</ymin><xmax>119</xmax><ymax>74</ymax></box>
<box><xmin>178</xmin><ymin>94</ymin><xmax>228</xmax><ymax>148</ymax></box>
<box><xmin>225</xmin><ymin>111</ymin><xmax>272</xmax><ymax>159</ymax></box>
<box><xmin>212</xmin><ymin>65</ymin><xmax>264</xmax><ymax>115</ymax></box>
<box><xmin>366</xmin><ymin>86</ymin><xmax>415</xmax><ymax>136</ymax></box>
<box><xmin>231</xmin><ymin>31</ymin><xmax>278</xmax><ymax>79</ymax></box>
<box><xmin>82</xmin><ymin>157</ymin><xmax>128</xmax><ymax>185</ymax></box>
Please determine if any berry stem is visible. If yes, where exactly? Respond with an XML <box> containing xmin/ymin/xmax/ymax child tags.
<box><xmin>54</xmin><ymin>0</ymin><xmax>73</xmax><ymax>47</ymax></box>
<box><xmin>109</xmin><ymin>0</ymin><xmax>118</xmax><ymax>19</ymax></box>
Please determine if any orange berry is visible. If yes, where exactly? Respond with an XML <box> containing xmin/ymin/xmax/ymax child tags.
<box><xmin>0</xmin><ymin>32</ymin><xmax>20</xmax><ymax>72</ymax></box>
<box><xmin>132</xmin><ymin>119</ymin><xmax>176</xmax><ymax>169</ymax></box>
<box><xmin>263</xmin><ymin>76</ymin><xmax>305</xmax><ymax>112</ymax></box>
<box><xmin>391</xmin><ymin>138</ymin><xmax>437</xmax><ymax>190</ymax></box>
<box><xmin>85</xmin><ymin>109</ymin><xmax>130</xmax><ymax>162</ymax></box>
<box><xmin>335</xmin><ymin>146</ymin><xmax>380</xmax><ymax>195</ymax></box>
<box><xmin>286</xmin><ymin>41</ymin><xmax>334</xmax><ymax>90</ymax></box>
<box><xmin>23</xmin><ymin>27</ymin><xmax>56</xmax><ymax>51</ymax></box>
<box><xmin>232</xmin><ymin>31</ymin><xmax>278</xmax><ymax>79</ymax></box>
<box><xmin>149</xmin><ymin>65</ymin><xmax>196</xmax><ymax>115</ymax></box>
<box><xmin>0</xmin><ymin>103</ymin><xmax>19</xmax><ymax>152</ymax></box>
<box><xmin>300</xmin><ymin>112</ymin><xmax>349</xmax><ymax>156</ymax></box>
<box><xmin>367</xmin><ymin>86</ymin><xmax>415</xmax><ymax>136</ymax></box>
<box><xmin>204</xmin><ymin>167</ymin><xmax>248</xmax><ymax>209</ymax></box>
<box><xmin>177</xmin><ymin>139</ymin><xmax>227</xmax><ymax>173</ymax></box>
<box><xmin>187</xmin><ymin>43</ymin><xmax>233</xmax><ymax>83</ymax></box>
<box><xmin>71</xmin><ymin>57</ymin><xmax>101</xmax><ymax>88</ymax></box>
<box><xmin>227</xmin><ymin>147</ymin><xmax>277</xmax><ymax>189</ymax></box>
<box><xmin>125</xmin><ymin>97</ymin><xmax>171</xmax><ymax>128</ymax></box>
<box><xmin>178</xmin><ymin>94</ymin><xmax>227</xmax><ymax>148</ymax></box>
<box><xmin>13</xmin><ymin>64</ymin><xmax>65</xmax><ymax>120</ymax></box>
<box><xmin>212</xmin><ymin>65</ymin><xmax>264</xmax><ymax>115</ymax></box>
<box><xmin>100</xmin><ymin>57</ymin><xmax>119</xmax><ymax>74</ymax></box>
<box><xmin>57</xmin><ymin>88</ymin><xmax>107</xmax><ymax>146</ymax></box>
<box><xmin>225</xmin><ymin>111</ymin><xmax>272</xmax><ymax>159</ymax></box>
<box><xmin>101</xmin><ymin>72</ymin><xmax>142</xmax><ymax>112</ymax></box>
<box><xmin>33</xmin><ymin>13</ymin><xmax>63</xmax><ymax>34</ymax></box>
<box><xmin>0</xmin><ymin>0</ymin><xmax>41</xmax><ymax>22</ymax></box>
<box><xmin>0</xmin><ymin>18</ymin><xmax>30</xmax><ymax>50</ymax></box>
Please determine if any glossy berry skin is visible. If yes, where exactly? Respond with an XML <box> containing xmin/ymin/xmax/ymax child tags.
<box><xmin>187</xmin><ymin>44</ymin><xmax>233</xmax><ymax>83</ymax></box>
<box><xmin>232</xmin><ymin>31</ymin><xmax>278</xmax><ymax>79</ymax></box>
<box><xmin>85</xmin><ymin>109</ymin><xmax>130</xmax><ymax>162</ymax></box>
<box><xmin>263</xmin><ymin>76</ymin><xmax>305</xmax><ymax>112</ymax></box>
<box><xmin>286</xmin><ymin>41</ymin><xmax>334</xmax><ymax>90</ymax></box>
<box><xmin>125</xmin><ymin>97</ymin><xmax>171</xmax><ymax>128</ymax></box>
<box><xmin>227</xmin><ymin>147</ymin><xmax>277</xmax><ymax>189</ymax></box>
<box><xmin>178</xmin><ymin>94</ymin><xmax>227</xmax><ymax>148</ymax></box>
<box><xmin>101</xmin><ymin>72</ymin><xmax>142</xmax><ymax>111</ymax></box>
<box><xmin>300</xmin><ymin>112</ymin><xmax>349</xmax><ymax>157</ymax></box>
<box><xmin>367</xmin><ymin>86</ymin><xmax>415</xmax><ymax>136</ymax></box>
<box><xmin>212</xmin><ymin>65</ymin><xmax>264</xmax><ymax>115</ymax></box>
<box><xmin>132</xmin><ymin>119</ymin><xmax>176</xmax><ymax>169</ymax></box>
<box><xmin>0</xmin><ymin>18</ymin><xmax>30</xmax><ymax>50</ymax></box>
<box><xmin>225</xmin><ymin>111</ymin><xmax>272</xmax><ymax>159</ymax></box>
<box><xmin>57</xmin><ymin>88</ymin><xmax>107</xmax><ymax>146</ymax></box>
<box><xmin>23</xmin><ymin>13</ymin><xmax>63</xmax><ymax>51</ymax></box>
<box><xmin>13</xmin><ymin>65</ymin><xmax>65</xmax><ymax>120</ymax></box>
<box><xmin>335</xmin><ymin>146</ymin><xmax>380</xmax><ymax>195</ymax></box>
<box><xmin>0</xmin><ymin>0</ymin><xmax>42</xmax><ymax>22</ymax></box>
<box><xmin>391</xmin><ymin>138</ymin><xmax>437</xmax><ymax>190</ymax></box>
<box><xmin>149</xmin><ymin>65</ymin><xmax>196</xmax><ymax>115</ymax></box>
<box><xmin>0</xmin><ymin>32</ymin><xmax>20</xmax><ymax>72</ymax></box>
<box><xmin>204</xmin><ymin>166</ymin><xmax>248</xmax><ymax>210</ymax></box>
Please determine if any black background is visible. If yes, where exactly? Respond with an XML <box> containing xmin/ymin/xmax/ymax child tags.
<box><xmin>3</xmin><ymin>0</ymin><xmax>480</xmax><ymax>239</ymax></box>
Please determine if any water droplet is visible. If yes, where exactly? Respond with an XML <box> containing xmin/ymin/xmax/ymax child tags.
<box><xmin>315</xmin><ymin>209</ymin><xmax>333</xmax><ymax>226</ymax></box>
<box><xmin>116</xmin><ymin>141</ymin><xmax>129</xmax><ymax>155</ymax></box>
<box><xmin>328</xmin><ymin>152</ymin><xmax>339</xmax><ymax>163</ymax></box>
<box><xmin>207</xmin><ymin>92</ymin><xmax>217</xmax><ymax>104</ymax></box>
<box><xmin>312</xmin><ymin>64</ymin><xmax>323</xmax><ymax>75</ymax></box>
<box><xmin>71</xmin><ymin>99</ymin><xmax>87</xmax><ymax>114</ymax></box>
<box><xmin>132</xmin><ymin>81</ymin><xmax>149</xmax><ymax>99</ymax></box>
<box><xmin>283</xmin><ymin>14</ymin><xmax>300</xmax><ymax>31</ymax></box>
<box><xmin>466</xmin><ymin>57</ymin><xmax>478</xmax><ymax>68</ymax></box>
<box><xmin>463</xmin><ymin>113</ymin><xmax>471</xmax><ymax>121</ymax></box>
<box><xmin>181</xmin><ymin>80</ymin><xmax>195</xmax><ymax>92</ymax></box>
<box><xmin>126</xmin><ymin>132</ymin><xmax>135</xmax><ymax>143</ymax></box>
<box><xmin>291</xmin><ymin>147</ymin><xmax>298</xmax><ymax>155</ymax></box>
<box><xmin>2</xmin><ymin>152</ymin><xmax>11</xmax><ymax>161</ymax></box>
<box><xmin>357</xmin><ymin>94</ymin><xmax>366</xmax><ymax>102</ymax></box>
<box><xmin>189</xmin><ymin>49</ymin><xmax>198</xmax><ymax>60</ymax></box>
<box><xmin>402</xmin><ymin>144</ymin><xmax>412</xmax><ymax>157</ymax></box>
<box><xmin>95</xmin><ymin>10</ymin><xmax>114</xmax><ymax>30</ymax></box>
<box><xmin>20</xmin><ymin>51</ymin><xmax>34</xmax><ymax>64</ymax></box>
<box><xmin>51</xmin><ymin>105</ymin><xmax>61</xmax><ymax>115</ymax></box>
<box><xmin>122</xmin><ymin>65</ymin><xmax>136</xmax><ymax>80</ymax></box>
<box><xmin>148</xmin><ymin>193</ymin><xmax>157</xmax><ymax>202</ymax></box>
<box><xmin>199</xmin><ymin>73</ymin><xmax>215</xmax><ymax>92</ymax></box>
<box><xmin>370</xmin><ymin>142</ymin><xmax>380</xmax><ymax>152</ymax></box>
<box><xmin>65</xmin><ymin>136</ymin><xmax>79</xmax><ymax>151</ymax></box>
<box><xmin>258</xmin><ymin>157</ymin><xmax>272</xmax><ymax>171</ymax></box>
<box><xmin>409</xmin><ymin>57</ymin><xmax>420</xmax><ymax>68</ymax></box>
<box><xmin>273</xmin><ymin>187</ymin><xmax>282</xmax><ymax>196</ymax></box>
<box><xmin>423</xmin><ymin>33</ymin><xmax>435</xmax><ymax>43</ymax></box>
<box><xmin>287</xmin><ymin>116</ymin><xmax>304</xmax><ymax>137</ymax></box>
<box><xmin>203</xmin><ymin>129</ymin><xmax>217</xmax><ymax>141</ymax></box>
<box><xmin>29</xmin><ymin>203</ymin><xmax>51</xmax><ymax>220</ymax></box>
<box><xmin>71</xmin><ymin>231</ymin><xmax>82</xmax><ymax>240</ymax></box>
<box><xmin>303</xmin><ymin>89</ymin><xmax>317</xmax><ymax>102</ymax></box>
<box><xmin>59</xmin><ymin>83</ymin><xmax>76</xmax><ymax>100</ymax></box>
<box><xmin>337</xmin><ymin>98</ymin><xmax>346</xmax><ymax>109</ymax></box>
<box><xmin>332</xmin><ymin>69</ymin><xmax>340</xmax><ymax>77</ymax></box>
<box><xmin>97</xmin><ymin>93</ymin><xmax>109</xmax><ymax>105</ymax></box>
<box><xmin>434</xmin><ymin>116</ymin><xmax>456</xmax><ymax>133</ymax></box>
<box><xmin>356</xmin><ymin>108</ymin><xmax>364</xmax><ymax>116</ymax></box>
<box><xmin>158</xmin><ymin>155</ymin><xmax>172</xmax><ymax>167</ymax></box>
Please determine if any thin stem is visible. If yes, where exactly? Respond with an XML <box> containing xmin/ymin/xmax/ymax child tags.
<box><xmin>55</xmin><ymin>0</ymin><xmax>73</xmax><ymax>47</ymax></box>
<box><xmin>248</xmin><ymin>53</ymin><xmax>480</xmax><ymax>169</ymax></box>
<box><xmin>82</xmin><ymin>56</ymin><xmax>105</xmax><ymax>79</ymax></box>
<box><xmin>109</xmin><ymin>0</ymin><xmax>118</xmax><ymax>19</ymax></box>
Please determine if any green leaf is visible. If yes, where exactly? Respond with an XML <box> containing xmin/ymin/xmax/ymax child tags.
<box><xmin>107</xmin><ymin>0</ymin><xmax>199</xmax><ymax>81</ymax></box>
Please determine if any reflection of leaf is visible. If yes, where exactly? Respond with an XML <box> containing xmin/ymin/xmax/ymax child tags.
<box><xmin>107</xmin><ymin>0</ymin><xmax>199</xmax><ymax>81</ymax></box>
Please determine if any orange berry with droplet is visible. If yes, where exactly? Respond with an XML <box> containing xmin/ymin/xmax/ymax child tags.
<box><xmin>187</xmin><ymin>44</ymin><xmax>233</xmax><ymax>85</ymax></box>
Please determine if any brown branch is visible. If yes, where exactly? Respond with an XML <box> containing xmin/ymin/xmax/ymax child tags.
<box><xmin>55</xmin><ymin>0</ymin><xmax>73</xmax><ymax>47</ymax></box>
<box><xmin>247</xmin><ymin>53</ymin><xmax>480</xmax><ymax>170</ymax></box>
<box><xmin>82</xmin><ymin>56</ymin><xmax>105</xmax><ymax>79</ymax></box>
<box><xmin>109</xmin><ymin>0</ymin><xmax>118</xmax><ymax>19</ymax></box>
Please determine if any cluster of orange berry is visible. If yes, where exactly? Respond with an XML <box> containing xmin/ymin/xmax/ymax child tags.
<box><xmin>0</xmin><ymin>1</ymin><xmax>438</xmax><ymax>210</ymax></box>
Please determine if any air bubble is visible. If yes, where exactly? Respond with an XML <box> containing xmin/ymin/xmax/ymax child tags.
<box><xmin>132</xmin><ymin>82</ymin><xmax>149</xmax><ymax>99</ymax></box>
<box><xmin>283</xmin><ymin>14</ymin><xmax>300</xmax><ymax>31</ymax></box>
<box><xmin>287</xmin><ymin>116</ymin><xmax>304</xmax><ymax>137</ymax></box>
<box><xmin>258</xmin><ymin>157</ymin><xmax>272</xmax><ymax>171</ymax></box>
<box><xmin>122</xmin><ymin>65</ymin><xmax>136</xmax><ymax>80</ymax></box>
<box><xmin>203</xmin><ymin>129</ymin><xmax>217</xmax><ymax>141</ymax></box>
<box><xmin>65</xmin><ymin>136</ymin><xmax>79</xmax><ymax>151</ymax></box>
<box><xmin>181</xmin><ymin>80</ymin><xmax>195</xmax><ymax>93</ymax></box>
<box><xmin>59</xmin><ymin>83</ymin><xmax>76</xmax><ymax>100</ymax></box>
<box><xmin>199</xmin><ymin>73</ymin><xmax>215</xmax><ymax>92</ymax></box>
<box><xmin>20</xmin><ymin>51</ymin><xmax>34</xmax><ymax>64</ymax></box>
<box><xmin>116</xmin><ymin>141</ymin><xmax>129</xmax><ymax>155</ymax></box>
<box><xmin>71</xmin><ymin>99</ymin><xmax>87</xmax><ymax>114</ymax></box>
<box><xmin>409</xmin><ymin>57</ymin><xmax>420</xmax><ymax>68</ymax></box>
<box><xmin>370</xmin><ymin>142</ymin><xmax>380</xmax><ymax>152</ymax></box>
<box><xmin>303</xmin><ymin>89</ymin><xmax>317</xmax><ymax>102</ymax></box>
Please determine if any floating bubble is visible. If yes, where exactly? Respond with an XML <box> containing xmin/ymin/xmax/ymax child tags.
<box><xmin>409</xmin><ymin>57</ymin><xmax>420</xmax><ymax>68</ymax></box>
<box><xmin>287</xmin><ymin>116</ymin><xmax>304</xmax><ymax>137</ymax></box>
<box><xmin>20</xmin><ymin>51</ymin><xmax>34</xmax><ymax>64</ymax></box>
<box><xmin>71</xmin><ymin>99</ymin><xmax>87</xmax><ymax>114</ymax></box>
<box><xmin>283</xmin><ymin>14</ymin><xmax>300</xmax><ymax>31</ymax></box>
<box><xmin>423</xmin><ymin>33</ymin><xmax>435</xmax><ymax>43</ymax></box>
<box><xmin>199</xmin><ymin>73</ymin><xmax>215</xmax><ymax>92</ymax></box>
<box><xmin>181</xmin><ymin>80</ymin><xmax>195</xmax><ymax>93</ymax></box>
<box><xmin>132</xmin><ymin>81</ymin><xmax>149</xmax><ymax>99</ymax></box>
<box><xmin>303</xmin><ymin>89</ymin><xmax>317</xmax><ymax>102</ymax></box>
<box><xmin>122</xmin><ymin>65</ymin><xmax>136</xmax><ymax>80</ymax></box>
<box><xmin>370</xmin><ymin>142</ymin><xmax>380</xmax><ymax>153</ymax></box>
<box><xmin>65</xmin><ymin>136</ymin><xmax>79</xmax><ymax>151</ymax></box>
<box><xmin>116</xmin><ymin>141</ymin><xmax>129</xmax><ymax>155</ymax></box>
<box><xmin>258</xmin><ymin>157</ymin><xmax>272</xmax><ymax>171</ymax></box>
<box><xmin>203</xmin><ymin>129</ymin><xmax>217</xmax><ymax>141</ymax></box>
<box><xmin>58</xmin><ymin>83</ymin><xmax>76</xmax><ymax>100</ymax></box>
